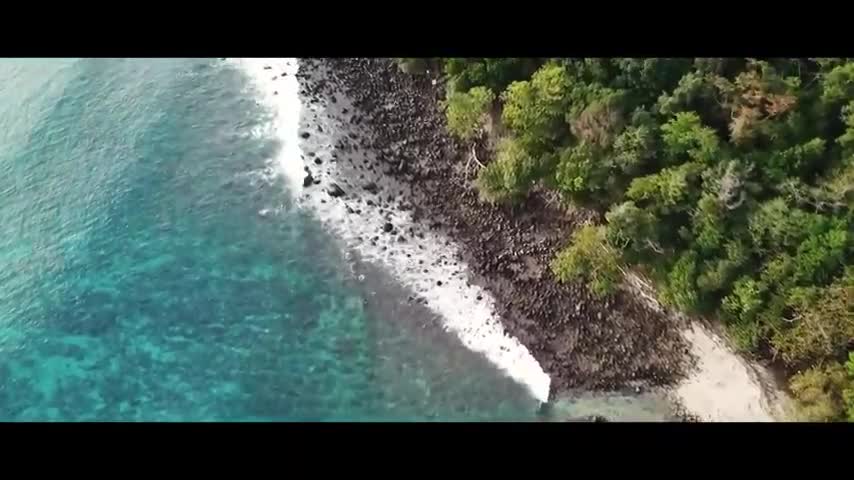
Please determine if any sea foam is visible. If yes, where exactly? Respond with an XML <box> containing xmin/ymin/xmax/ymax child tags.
<box><xmin>232</xmin><ymin>58</ymin><xmax>551</xmax><ymax>404</ymax></box>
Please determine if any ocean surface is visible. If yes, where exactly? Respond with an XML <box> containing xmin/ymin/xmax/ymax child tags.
<box><xmin>0</xmin><ymin>58</ymin><xmax>678</xmax><ymax>422</ymax></box>
<box><xmin>0</xmin><ymin>58</ymin><xmax>556</xmax><ymax>421</ymax></box>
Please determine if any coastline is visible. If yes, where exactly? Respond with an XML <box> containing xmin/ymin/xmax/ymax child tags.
<box><xmin>235</xmin><ymin>58</ymin><xmax>552</xmax><ymax>404</ymax></box>
<box><xmin>239</xmin><ymin>57</ymin><xmax>789</xmax><ymax>421</ymax></box>
<box><xmin>306</xmin><ymin>58</ymin><xmax>691</xmax><ymax>393</ymax></box>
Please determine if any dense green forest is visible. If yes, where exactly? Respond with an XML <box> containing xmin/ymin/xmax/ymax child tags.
<box><xmin>398</xmin><ymin>58</ymin><xmax>854</xmax><ymax>421</ymax></box>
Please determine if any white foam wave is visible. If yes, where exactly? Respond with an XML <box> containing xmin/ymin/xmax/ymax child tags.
<box><xmin>232</xmin><ymin>57</ymin><xmax>551</xmax><ymax>403</ymax></box>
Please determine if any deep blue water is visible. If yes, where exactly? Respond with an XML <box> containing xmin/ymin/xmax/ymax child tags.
<box><xmin>0</xmin><ymin>58</ymin><xmax>540</xmax><ymax>421</ymax></box>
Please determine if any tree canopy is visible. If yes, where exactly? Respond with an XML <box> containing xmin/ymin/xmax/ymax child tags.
<box><xmin>413</xmin><ymin>57</ymin><xmax>854</xmax><ymax>421</ymax></box>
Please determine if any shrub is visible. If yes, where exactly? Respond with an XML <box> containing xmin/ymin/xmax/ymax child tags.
<box><xmin>551</xmin><ymin>225</ymin><xmax>622</xmax><ymax>297</ymax></box>
<box><xmin>444</xmin><ymin>86</ymin><xmax>495</xmax><ymax>141</ymax></box>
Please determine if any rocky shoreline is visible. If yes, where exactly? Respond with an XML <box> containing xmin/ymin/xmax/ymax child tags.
<box><xmin>295</xmin><ymin>57</ymin><xmax>695</xmax><ymax>396</ymax></box>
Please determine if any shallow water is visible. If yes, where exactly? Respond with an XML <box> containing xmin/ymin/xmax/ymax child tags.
<box><xmin>0</xmin><ymin>58</ymin><xmax>546</xmax><ymax>421</ymax></box>
<box><xmin>0</xmin><ymin>58</ymin><xmax>676</xmax><ymax>421</ymax></box>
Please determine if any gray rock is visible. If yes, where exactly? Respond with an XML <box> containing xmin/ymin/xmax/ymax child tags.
<box><xmin>327</xmin><ymin>183</ymin><xmax>345</xmax><ymax>198</ymax></box>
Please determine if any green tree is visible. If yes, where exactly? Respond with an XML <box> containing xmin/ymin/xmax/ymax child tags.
<box><xmin>433</xmin><ymin>58</ymin><xmax>854</xmax><ymax>410</ymax></box>
<box><xmin>501</xmin><ymin>63</ymin><xmax>571</xmax><ymax>150</ymax></box>
<box><xmin>552</xmin><ymin>225</ymin><xmax>622</xmax><ymax>297</ymax></box>
<box><xmin>837</xmin><ymin>101</ymin><xmax>854</xmax><ymax>156</ymax></box>
<box><xmin>553</xmin><ymin>142</ymin><xmax>607</xmax><ymax>201</ymax></box>
<box><xmin>721</xmin><ymin>275</ymin><xmax>765</xmax><ymax>325</ymax></box>
<box><xmin>846</xmin><ymin>352</ymin><xmax>854</xmax><ymax>421</ymax></box>
<box><xmin>443</xmin><ymin>86</ymin><xmax>495</xmax><ymax>141</ymax></box>
<box><xmin>444</xmin><ymin>58</ymin><xmax>540</xmax><ymax>94</ymax></box>
<box><xmin>660</xmin><ymin>250</ymin><xmax>701</xmax><ymax>311</ymax></box>
<box><xmin>612</xmin><ymin>58</ymin><xmax>694</xmax><ymax>107</ymax></box>
<box><xmin>762</xmin><ymin>138</ymin><xmax>826</xmax><ymax>183</ymax></box>
<box><xmin>691</xmin><ymin>193</ymin><xmax>727</xmax><ymax>253</ymax></box>
<box><xmin>821</xmin><ymin>62</ymin><xmax>854</xmax><ymax>104</ymax></box>
<box><xmin>748</xmin><ymin>198</ymin><xmax>813</xmax><ymax>254</ymax></box>
<box><xmin>476</xmin><ymin>136</ymin><xmax>550</xmax><ymax>203</ymax></box>
<box><xmin>656</xmin><ymin>71</ymin><xmax>722</xmax><ymax>120</ymax></box>
<box><xmin>789</xmin><ymin>362</ymin><xmax>850</xmax><ymax>421</ymax></box>
<box><xmin>626</xmin><ymin>161</ymin><xmax>704</xmax><ymax>214</ymax></box>
<box><xmin>660</xmin><ymin>112</ymin><xmax>721</xmax><ymax>164</ymax></box>
<box><xmin>605</xmin><ymin>201</ymin><xmax>660</xmax><ymax>254</ymax></box>
<box><xmin>696</xmin><ymin>240</ymin><xmax>750</xmax><ymax>293</ymax></box>
<box><xmin>771</xmin><ymin>269</ymin><xmax>854</xmax><ymax>365</ymax></box>
<box><xmin>613</xmin><ymin>122</ymin><xmax>657</xmax><ymax>174</ymax></box>
<box><xmin>791</xmin><ymin>223</ymin><xmax>848</xmax><ymax>284</ymax></box>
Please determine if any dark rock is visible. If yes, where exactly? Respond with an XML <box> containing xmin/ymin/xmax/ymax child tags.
<box><xmin>300</xmin><ymin>132</ymin><xmax>310</xmax><ymax>139</ymax></box>
<box><xmin>327</xmin><ymin>183</ymin><xmax>346</xmax><ymax>198</ymax></box>
<box><xmin>382</xmin><ymin>222</ymin><xmax>393</xmax><ymax>233</ymax></box>
<box><xmin>397</xmin><ymin>235</ymin><xmax>406</xmax><ymax>243</ymax></box>
<box><xmin>314</xmin><ymin>158</ymin><xmax>322</xmax><ymax>165</ymax></box>
<box><xmin>303</xmin><ymin>173</ymin><xmax>314</xmax><ymax>187</ymax></box>
<box><xmin>303</xmin><ymin>58</ymin><xmax>690</xmax><ymax>394</ymax></box>
<box><xmin>436</xmin><ymin>281</ymin><xmax>443</xmax><ymax>286</ymax></box>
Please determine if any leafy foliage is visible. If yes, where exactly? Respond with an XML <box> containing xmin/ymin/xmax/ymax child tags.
<box><xmin>444</xmin><ymin>86</ymin><xmax>495</xmax><ymax>141</ymax></box>
<box><xmin>501</xmin><ymin>63</ymin><xmax>572</xmax><ymax>151</ymax></box>
<box><xmin>551</xmin><ymin>225</ymin><xmax>621</xmax><ymax>297</ymax></box>
<box><xmin>789</xmin><ymin>361</ymin><xmax>852</xmax><ymax>421</ymax></box>
<box><xmin>475</xmin><ymin>137</ymin><xmax>548</xmax><ymax>203</ymax></box>
<box><xmin>411</xmin><ymin>57</ymin><xmax>854</xmax><ymax>420</ymax></box>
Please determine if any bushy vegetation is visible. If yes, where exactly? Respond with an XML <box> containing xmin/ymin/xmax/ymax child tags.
<box><xmin>404</xmin><ymin>57</ymin><xmax>854</xmax><ymax>421</ymax></box>
<box><xmin>443</xmin><ymin>86</ymin><xmax>495</xmax><ymax>141</ymax></box>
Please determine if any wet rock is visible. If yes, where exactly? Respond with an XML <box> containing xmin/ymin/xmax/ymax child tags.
<box><xmin>327</xmin><ymin>183</ymin><xmax>345</xmax><ymax>197</ymax></box>
<box><xmin>301</xmin><ymin>58</ymin><xmax>691</xmax><ymax>394</ymax></box>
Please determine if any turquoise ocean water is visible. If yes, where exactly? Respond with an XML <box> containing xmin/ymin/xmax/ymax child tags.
<box><xmin>0</xmin><ymin>58</ymin><xmax>543</xmax><ymax>421</ymax></box>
